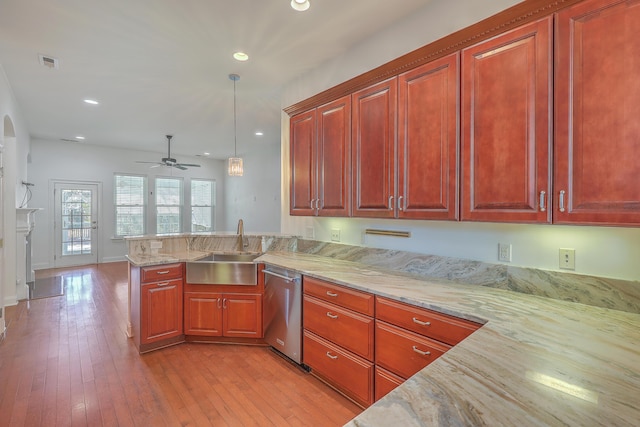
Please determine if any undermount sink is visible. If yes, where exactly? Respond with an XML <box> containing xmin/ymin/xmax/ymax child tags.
<box><xmin>186</xmin><ymin>253</ymin><xmax>260</xmax><ymax>285</ymax></box>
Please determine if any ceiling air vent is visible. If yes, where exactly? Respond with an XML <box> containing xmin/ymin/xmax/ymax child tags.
<box><xmin>38</xmin><ymin>54</ymin><xmax>59</xmax><ymax>69</ymax></box>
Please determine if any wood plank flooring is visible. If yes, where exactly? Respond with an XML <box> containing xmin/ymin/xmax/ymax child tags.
<box><xmin>0</xmin><ymin>262</ymin><xmax>361</xmax><ymax>426</ymax></box>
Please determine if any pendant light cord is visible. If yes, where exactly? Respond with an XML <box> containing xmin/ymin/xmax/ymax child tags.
<box><xmin>233</xmin><ymin>77</ymin><xmax>237</xmax><ymax>157</ymax></box>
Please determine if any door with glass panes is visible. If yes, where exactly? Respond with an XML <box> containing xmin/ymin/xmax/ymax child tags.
<box><xmin>54</xmin><ymin>182</ymin><xmax>99</xmax><ymax>267</ymax></box>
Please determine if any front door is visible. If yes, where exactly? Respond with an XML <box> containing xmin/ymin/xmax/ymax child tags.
<box><xmin>53</xmin><ymin>182</ymin><xmax>99</xmax><ymax>267</ymax></box>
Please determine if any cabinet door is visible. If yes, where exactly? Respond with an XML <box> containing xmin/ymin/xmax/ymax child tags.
<box><xmin>317</xmin><ymin>95</ymin><xmax>351</xmax><ymax>216</ymax></box>
<box><xmin>352</xmin><ymin>78</ymin><xmax>397</xmax><ymax>217</ymax></box>
<box><xmin>184</xmin><ymin>292</ymin><xmax>222</xmax><ymax>336</ymax></box>
<box><xmin>290</xmin><ymin>109</ymin><xmax>317</xmax><ymax>215</ymax></box>
<box><xmin>398</xmin><ymin>52</ymin><xmax>459</xmax><ymax>220</ymax></box>
<box><xmin>555</xmin><ymin>0</ymin><xmax>640</xmax><ymax>225</ymax></box>
<box><xmin>461</xmin><ymin>17</ymin><xmax>552</xmax><ymax>223</ymax></box>
<box><xmin>223</xmin><ymin>293</ymin><xmax>263</xmax><ymax>338</ymax></box>
<box><xmin>141</xmin><ymin>279</ymin><xmax>183</xmax><ymax>344</ymax></box>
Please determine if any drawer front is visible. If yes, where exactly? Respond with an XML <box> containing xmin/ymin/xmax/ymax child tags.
<box><xmin>303</xmin><ymin>295</ymin><xmax>374</xmax><ymax>360</ymax></box>
<box><xmin>303</xmin><ymin>330</ymin><xmax>374</xmax><ymax>408</ymax></box>
<box><xmin>141</xmin><ymin>263</ymin><xmax>183</xmax><ymax>283</ymax></box>
<box><xmin>303</xmin><ymin>276</ymin><xmax>374</xmax><ymax>316</ymax></box>
<box><xmin>376</xmin><ymin>296</ymin><xmax>481</xmax><ymax>345</ymax></box>
<box><xmin>375</xmin><ymin>321</ymin><xmax>450</xmax><ymax>380</ymax></box>
<box><xmin>375</xmin><ymin>366</ymin><xmax>405</xmax><ymax>402</ymax></box>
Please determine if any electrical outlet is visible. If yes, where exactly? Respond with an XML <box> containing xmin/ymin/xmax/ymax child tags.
<box><xmin>559</xmin><ymin>248</ymin><xmax>575</xmax><ymax>270</ymax></box>
<box><xmin>331</xmin><ymin>228</ymin><xmax>341</xmax><ymax>242</ymax></box>
<box><xmin>150</xmin><ymin>240</ymin><xmax>162</xmax><ymax>249</ymax></box>
<box><xmin>498</xmin><ymin>243</ymin><xmax>512</xmax><ymax>262</ymax></box>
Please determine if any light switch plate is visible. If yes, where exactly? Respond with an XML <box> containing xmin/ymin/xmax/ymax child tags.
<box><xmin>559</xmin><ymin>248</ymin><xmax>575</xmax><ymax>270</ymax></box>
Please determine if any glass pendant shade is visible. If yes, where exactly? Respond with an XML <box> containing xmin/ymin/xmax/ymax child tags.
<box><xmin>228</xmin><ymin>157</ymin><xmax>243</xmax><ymax>176</ymax></box>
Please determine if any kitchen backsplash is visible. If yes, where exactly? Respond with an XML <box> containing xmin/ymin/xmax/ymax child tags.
<box><xmin>269</xmin><ymin>238</ymin><xmax>640</xmax><ymax>315</ymax></box>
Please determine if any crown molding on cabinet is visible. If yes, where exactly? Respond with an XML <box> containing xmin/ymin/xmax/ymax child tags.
<box><xmin>284</xmin><ymin>0</ymin><xmax>584</xmax><ymax>117</ymax></box>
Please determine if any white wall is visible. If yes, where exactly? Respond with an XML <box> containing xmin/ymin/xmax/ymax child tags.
<box><xmin>1</xmin><ymin>64</ymin><xmax>31</xmax><ymax>308</ymax></box>
<box><xmin>28</xmin><ymin>139</ymin><xmax>227</xmax><ymax>269</ymax></box>
<box><xmin>280</xmin><ymin>0</ymin><xmax>640</xmax><ymax>282</ymax></box>
<box><xmin>223</xmin><ymin>140</ymin><xmax>281</xmax><ymax>233</ymax></box>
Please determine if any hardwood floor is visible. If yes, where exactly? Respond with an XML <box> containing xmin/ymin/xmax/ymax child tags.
<box><xmin>0</xmin><ymin>262</ymin><xmax>361</xmax><ymax>426</ymax></box>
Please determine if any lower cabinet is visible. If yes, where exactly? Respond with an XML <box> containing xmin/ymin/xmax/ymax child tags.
<box><xmin>141</xmin><ymin>278</ymin><xmax>184</xmax><ymax>345</ymax></box>
<box><xmin>374</xmin><ymin>366</ymin><xmax>404</xmax><ymax>402</ymax></box>
<box><xmin>302</xmin><ymin>277</ymin><xmax>375</xmax><ymax>407</ymax></box>
<box><xmin>184</xmin><ymin>291</ymin><xmax>262</xmax><ymax>338</ymax></box>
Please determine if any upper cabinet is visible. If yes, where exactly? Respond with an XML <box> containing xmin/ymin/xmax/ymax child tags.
<box><xmin>290</xmin><ymin>95</ymin><xmax>351</xmax><ymax>217</ymax></box>
<box><xmin>554</xmin><ymin>0</ymin><xmax>640</xmax><ymax>226</ymax></box>
<box><xmin>398</xmin><ymin>53</ymin><xmax>459</xmax><ymax>220</ymax></box>
<box><xmin>352</xmin><ymin>78</ymin><xmax>397</xmax><ymax>218</ymax></box>
<box><xmin>461</xmin><ymin>17</ymin><xmax>553</xmax><ymax>223</ymax></box>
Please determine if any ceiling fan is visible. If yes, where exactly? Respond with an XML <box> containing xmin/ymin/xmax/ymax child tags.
<box><xmin>136</xmin><ymin>135</ymin><xmax>200</xmax><ymax>170</ymax></box>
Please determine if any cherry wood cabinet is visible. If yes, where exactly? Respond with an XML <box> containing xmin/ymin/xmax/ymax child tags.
<box><xmin>397</xmin><ymin>52</ymin><xmax>460</xmax><ymax>220</ymax></box>
<box><xmin>554</xmin><ymin>0</ymin><xmax>640</xmax><ymax>225</ymax></box>
<box><xmin>461</xmin><ymin>16</ymin><xmax>553</xmax><ymax>223</ymax></box>
<box><xmin>184</xmin><ymin>291</ymin><xmax>223</xmax><ymax>336</ymax></box>
<box><xmin>130</xmin><ymin>263</ymin><xmax>184</xmax><ymax>353</ymax></box>
<box><xmin>374</xmin><ymin>366</ymin><xmax>404</xmax><ymax>402</ymax></box>
<box><xmin>352</xmin><ymin>78</ymin><xmax>397</xmax><ymax>217</ymax></box>
<box><xmin>290</xmin><ymin>95</ymin><xmax>351</xmax><ymax>217</ymax></box>
<box><xmin>302</xmin><ymin>276</ymin><xmax>375</xmax><ymax>407</ymax></box>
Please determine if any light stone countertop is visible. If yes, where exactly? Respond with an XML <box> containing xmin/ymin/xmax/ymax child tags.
<box><xmin>125</xmin><ymin>250</ymin><xmax>212</xmax><ymax>266</ymax></box>
<box><xmin>255</xmin><ymin>251</ymin><xmax>640</xmax><ymax>427</ymax></box>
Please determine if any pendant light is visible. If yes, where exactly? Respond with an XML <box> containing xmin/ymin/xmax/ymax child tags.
<box><xmin>228</xmin><ymin>73</ymin><xmax>243</xmax><ymax>176</ymax></box>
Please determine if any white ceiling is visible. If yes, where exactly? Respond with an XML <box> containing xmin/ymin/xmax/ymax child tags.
<box><xmin>0</xmin><ymin>0</ymin><xmax>431</xmax><ymax>160</ymax></box>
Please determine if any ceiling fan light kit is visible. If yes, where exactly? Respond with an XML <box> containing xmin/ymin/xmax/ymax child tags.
<box><xmin>228</xmin><ymin>73</ymin><xmax>244</xmax><ymax>177</ymax></box>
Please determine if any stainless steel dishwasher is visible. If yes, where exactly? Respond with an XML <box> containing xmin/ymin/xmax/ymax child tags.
<box><xmin>263</xmin><ymin>266</ymin><xmax>302</xmax><ymax>364</ymax></box>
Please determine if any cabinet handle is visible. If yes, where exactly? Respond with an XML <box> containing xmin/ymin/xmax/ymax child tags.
<box><xmin>217</xmin><ymin>298</ymin><xmax>221</xmax><ymax>309</ymax></box>
<box><xmin>326</xmin><ymin>291</ymin><xmax>339</xmax><ymax>297</ymax></box>
<box><xmin>222</xmin><ymin>298</ymin><xmax>227</xmax><ymax>309</ymax></box>
<box><xmin>316</xmin><ymin>199</ymin><xmax>322</xmax><ymax>210</ymax></box>
<box><xmin>156</xmin><ymin>270</ymin><xmax>170</xmax><ymax>275</ymax></box>
<box><xmin>398</xmin><ymin>196</ymin><xmax>404</xmax><ymax>211</ymax></box>
<box><xmin>310</xmin><ymin>199</ymin><xmax>316</xmax><ymax>209</ymax></box>
<box><xmin>412</xmin><ymin>346</ymin><xmax>431</xmax><ymax>356</ymax></box>
<box><xmin>388</xmin><ymin>195</ymin><xmax>394</xmax><ymax>210</ymax></box>
<box><xmin>559</xmin><ymin>190</ymin><xmax>566</xmax><ymax>213</ymax></box>
<box><xmin>156</xmin><ymin>281</ymin><xmax>170</xmax><ymax>287</ymax></box>
<box><xmin>326</xmin><ymin>312</ymin><xmax>338</xmax><ymax>319</ymax></box>
<box><xmin>326</xmin><ymin>351</ymin><xmax>338</xmax><ymax>360</ymax></box>
<box><xmin>412</xmin><ymin>317</ymin><xmax>431</xmax><ymax>326</ymax></box>
<box><xmin>539</xmin><ymin>191</ymin><xmax>546</xmax><ymax>212</ymax></box>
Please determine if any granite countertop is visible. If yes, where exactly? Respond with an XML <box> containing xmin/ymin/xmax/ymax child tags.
<box><xmin>255</xmin><ymin>251</ymin><xmax>640</xmax><ymax>426</ymax></box>
<box><xmin>126</xmin><ymin>250</ymin><xmax>212</xmax><ymax>266</ymax></box>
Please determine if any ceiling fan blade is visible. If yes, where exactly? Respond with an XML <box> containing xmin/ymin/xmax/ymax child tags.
<box><xmin>149</xmin><ymin>164</ymin><xmax>163</xmax><ymax>169</ymax></box>
<box><xmin>174</xmin><ymin>164</ymin><xmax>188</xmax><ymax>170</ymax></box>
<box><xmin>177</xmin><ymin>163</ymin><xmax>200</xmax><ymax>167</ymax></box>
<box><xmin>135</xmin><ymin>160</ymin><xmax>162</xmax><ymax>164</ymax></box>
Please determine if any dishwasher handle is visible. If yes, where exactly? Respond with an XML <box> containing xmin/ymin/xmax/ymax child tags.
<box><xmin>263</xmin><ymin>269</ymin><xmax>300</xmax><ymax>284</ymax></box>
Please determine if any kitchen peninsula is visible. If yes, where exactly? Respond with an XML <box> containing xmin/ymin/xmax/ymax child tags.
<box><xmin>126</xmin><ymin>233</ymin><xmax>640</xmax><ymax>426</ymax></box>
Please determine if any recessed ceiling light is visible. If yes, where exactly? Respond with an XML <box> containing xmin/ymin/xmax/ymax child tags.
<box><xmin>203</xmin><ymin>152</ymin><xmax>210</xmax><ymax>156</ymax></box>
<box><xmin>75</xmin><ymin>136</ymin><xmax>85</xmax><ymax>140</ymax></box>
<box><xmin>291</xmin><ymin>0</ymin><xmax>310</xmax><ymax>11</ymax></box>
<box><xmin>255</xmin><ymin>131</ymin><xmax>264</xmax><ymax>137</ymax></box>
<box><xmin>84</xmin><ymin>99</ymin><xmax>99</xmax><ymax>105</ymax></box>
<box><xmin>233</xmin><ymin>52</ymin><xmax>249</xmax><ymax>62</ymax></box>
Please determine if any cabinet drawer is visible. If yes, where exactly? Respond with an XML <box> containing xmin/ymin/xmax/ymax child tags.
<box><xmin>303</xmin><ymin>295</ymin><xmax>374</xmax><ymax>360</ymax></box>
<box><xmin>376</xmin><ymin>296</ymin><xmax>481</xmax><ymax>346</ymax></box>
<box><xmin>141</xmin><ymin>263</ymin><xmax>183</xmax><ymax>283</ymax></box>
<box><xmin>303</xmin><ymin>330</ymin><xmax>374</xmax><ymax>408</ymax></box>
<box><xmin>303</xmin><ymin>276</ymin><xmax>374</xmax><ymax>316</ymax></box>
<box><xmin>375</xmin><ymin>321</ymin><xmax>450</xmax><ymax>380</ymax></box>
<box><xmin>375</xmin><ymin>366</ymin><xmax>404</xmax><ymax>402</ymax></box>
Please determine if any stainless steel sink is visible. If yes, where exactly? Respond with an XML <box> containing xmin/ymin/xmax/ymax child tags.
<box><xmin>186</xmin><ymin>253</ymin><xmax>260</xmax><ymax>285</ymax></box>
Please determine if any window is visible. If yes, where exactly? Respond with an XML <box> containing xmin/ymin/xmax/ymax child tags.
<box><xmin>156</xmin><ymin>177</ymin><xmax>183</xmax><ymax>233</ymax></box>
<box><xmin>191</xmin><ymin>179</ymin><xmax>216</xmax><ymax>232</ymax></box>
<box><xmin>114</xmin><ymin>175</ymin><xmax>146</xmax><ymax>236</ymax></box>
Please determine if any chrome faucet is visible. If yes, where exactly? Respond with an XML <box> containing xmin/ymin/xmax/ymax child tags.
<box><xmin>237</xmin><ymin>219</ymin><xmax>248</xmax><ymax>250</ymax></box>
